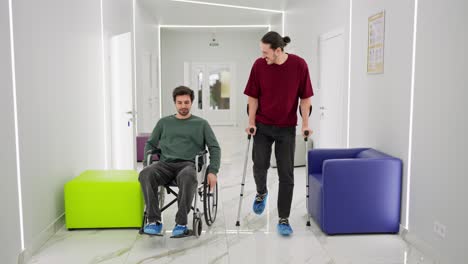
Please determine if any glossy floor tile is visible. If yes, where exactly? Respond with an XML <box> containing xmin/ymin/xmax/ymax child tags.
<box><xmin>28</xmin><ymin>126</ymin><xmax>435</xmax><ymax>264</ymax></box>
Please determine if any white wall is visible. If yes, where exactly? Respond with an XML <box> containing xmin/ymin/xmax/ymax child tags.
<box><xmin>407</xmin><ymin>0</ymin><xmax>468</xmax><ymax>262</ymax></box>
<box><xmin>284</xmin><ymin>0</ymin><xmax>350</xmax><ymax>143</ymax></box>
<box><xmin>12</xmin><ymin>0</ymin><xmax>106</xmax><ymax>259</ymax></box>
<box><xmin>348</xmin><ymin>0</ymin><xmax>415</xmax><ymax>227</ymax></box>
<box><xmin>160</xmin><ymin>28</ymin><xmax>266</xmax><ymax>126</ymax></box>
<box><xmin>269</xmin><ymin>13</ymin><xmax>283</xmax><ymax>35</ymax></box>
<box><xmin>287</xmin><ymin>0</ymin><xmax>467</xmax><ymax>262</ymax></box>
<box><xmin>103</xmin><ymin>0</ymin><xmax>132</xmax><ymax>36</ymax></box>
<box><xmin>0</xmin><ymin>1</ymin><xmax>23</xmax><ymax>263</ymax></box>
<box><xmin>135</xmin><ymin>1</ymin><xmax>159</xmax><ymax>133</ymax></box>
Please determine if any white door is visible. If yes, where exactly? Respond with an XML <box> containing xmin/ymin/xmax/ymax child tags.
<box><xmin>318</xmin><ymin>29</ymin><xmax>346</xmax><ymax>148</ymax></box>
<box><xmin>141</xmin><ymin>52</ymin><xmax>159</xmax><ymax>132</ymax></box>
<box><xmin>190</xmin><ymin>63</ymin><xmax>235</xmax><ymax>125</ymax></box>
<box><xmin>110</xmin><ymin>32</ymin><xmax>135</xmax><ymax>169</ymax></box>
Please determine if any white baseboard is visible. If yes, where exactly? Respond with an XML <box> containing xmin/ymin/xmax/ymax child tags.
<box><xmin>399</xmin><ymin>225</ymin><xmax>441</xmax><ymax>263</ymax></box>
<box><xmin>18</xmin><ymin>213</ymin><xmax>65</xmax><ymax>264</ymax></box>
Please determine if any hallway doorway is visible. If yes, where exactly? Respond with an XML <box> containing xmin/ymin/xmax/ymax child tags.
<box><xmin>318</xmin><ymin>29</ymin><xmax>347</xmax><ymax>148</ymax></box>
<box><xmin>188</xmin><ymin>62</ymin><xmax>236</xmax><ymax>125</ymax></box>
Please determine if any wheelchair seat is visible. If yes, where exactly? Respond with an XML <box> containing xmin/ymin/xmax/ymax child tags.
<box><xmin>166</xmin><ymin>180</ymin><xmax>177</xmax><ymax>187</ymax></box>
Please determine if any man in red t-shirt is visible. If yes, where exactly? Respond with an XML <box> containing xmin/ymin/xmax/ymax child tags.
<box><xmin>244</xmin><ymin>31</ymin><xmax>314</xmax><ymax>236</ymax></box>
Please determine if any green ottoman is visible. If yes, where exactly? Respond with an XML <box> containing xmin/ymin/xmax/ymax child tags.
<box><xmin>65</xmin><ymin>170</ymin><xmax>144</xmax><ymax>229</ymax></box>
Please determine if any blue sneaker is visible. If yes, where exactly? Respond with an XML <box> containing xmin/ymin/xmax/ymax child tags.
<box><xmin>253</xmin><ymin>192</ymin><xmax>268</xmax><ymax>215</ymax></box>
<box><xmin>172</xmin><ymin>224</ymin><xmax>188</xmax><ymax>237</ymax></box>
<box><xmin>143</xmin><ymin>222</ymin><xmax>163</xmax><ymax>235</ymax></box>
<box><xmin>277</xmin><ymin>218</ymin><xmax>293</xmax><ymax>236</ymax></box>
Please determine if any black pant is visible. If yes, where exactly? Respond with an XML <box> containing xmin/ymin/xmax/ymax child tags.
<box><xmin>252</xmin><ymin>122</ymin><xmax>296</xmax><ymax>219</ymax></box>
<box><xmin>138</xmin><ymin>161</ymin><xmax>197</xmax><ymax>225</ymax></box>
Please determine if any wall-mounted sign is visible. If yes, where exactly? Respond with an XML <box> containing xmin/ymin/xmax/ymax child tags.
<box><xmin>367</xmin><ymin>11</ymin><xmax>385</xmax><ymax>74</ymax></box>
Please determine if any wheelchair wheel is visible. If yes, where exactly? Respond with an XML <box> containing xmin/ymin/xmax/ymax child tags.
<box><xmin>193</xmin><ymin>217</ymin><xmax>202</xmax><ymax>238</ymax></box>
<box><xmin>203</xmin><ymin>176</ymin><xmax>218</xmax><ymax>226</ymax></box>
<box><xmin>158</xmin><ymin>186</ymin><xmax>165</xmax><ymax>209</ymax></box>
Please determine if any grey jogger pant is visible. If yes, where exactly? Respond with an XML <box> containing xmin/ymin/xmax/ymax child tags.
<box><xmin>138</xmin><ymin>161</ymin><xmax>197</xmax><ymax>225</ymax></box>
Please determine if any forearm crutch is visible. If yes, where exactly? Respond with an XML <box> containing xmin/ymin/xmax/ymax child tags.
<box><xmin>304</xmin><ymin>130</ymin><xmax>311</xmax><ymax>226</ymax></box>
<box><xmin>235</xmin><ymin>127</ymin><xmax>255</xmax><ymax>226</ymax></box>
<box><xmin>299</xmin><ymin>105</ymin><xmax>312</xmax><ymax>226</ymax></box>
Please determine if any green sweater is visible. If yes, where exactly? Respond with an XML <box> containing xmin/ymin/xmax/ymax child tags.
<box><xmin>144</xmin><ymin>115</ymin><xmax>221</xmax><ymax>174</ymax></box>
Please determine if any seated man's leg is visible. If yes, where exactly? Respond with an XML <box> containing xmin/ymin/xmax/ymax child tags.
<box><xmin>139</xmin><ymin>162</ymin><xmax>175</xmax><ymax>225</ymax></box>
<box><xmin>174</xmin><ymin>161</ymin><xmax>198</xmax><ymax>227</ymax></box>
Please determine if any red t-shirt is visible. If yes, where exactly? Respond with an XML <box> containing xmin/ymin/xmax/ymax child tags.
<box><xmin>244</xmin><ymin>53</ymin><xmax>314</xmax><ymax>127</ymax></box>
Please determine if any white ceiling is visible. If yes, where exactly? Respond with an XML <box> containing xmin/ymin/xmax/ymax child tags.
<box><xmin>170</xmin><ymin>0</ymin><xmax>288</xmax><ymax>11</ymax></box>
<box><xmin>161</xmin><ymin>26</ymin><xmax>268</xmax><ymax>33</ymax></box>
<box><xmin>138</xmin><ymin>0</ymin><xmax>285</xmax><ymax>25</ymax></box>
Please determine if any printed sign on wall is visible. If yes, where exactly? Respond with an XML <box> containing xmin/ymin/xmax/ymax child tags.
<box><xmin>367</xmin><ymin>11</ymin><xmax>385</xmax><ymax>74</ymax></box>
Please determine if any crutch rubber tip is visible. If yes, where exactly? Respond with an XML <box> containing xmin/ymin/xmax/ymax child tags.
<box><xmin>306</xmin><ymin>221</ymin><xmax>311</xmax><ymax>226</ymax></box>
<box><xmin>235</xmin><ymin>221</ymin><xmax>240</xmax><ymax>226</ymax></box>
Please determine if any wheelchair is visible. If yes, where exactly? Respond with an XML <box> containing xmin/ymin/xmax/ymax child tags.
<box><xmin>138</xmin><ymin>149</ymin><xmax>218</xmax><ymax>237</ymax></box>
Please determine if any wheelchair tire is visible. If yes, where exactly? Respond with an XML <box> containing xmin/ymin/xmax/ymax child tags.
<box><xmin>194</xmin><ymin>218</ymin><xmax>202</xmax><ymax>238</ymax></box>
<box><xmin>203</xmin><ymin>176</ymin><xmax>218</xmax><ymax>226</ymax></box>
<box><xmin>158</xmin><ymin>186</ymin><xmax>165</xmax><ymax>209</ymax></box>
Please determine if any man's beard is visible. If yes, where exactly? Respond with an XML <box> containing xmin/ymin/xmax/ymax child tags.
<box><xmin>266</xmin><ymin>54</ymin><xmax>277</xmax><ymax>64</ymax></box>
<box><xmin>178</xmin><ymin>108</ymin><xmax>189</xmax><ymax>116</ymax></box>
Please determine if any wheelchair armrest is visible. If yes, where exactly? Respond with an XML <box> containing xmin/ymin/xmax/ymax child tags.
<box><xmin>195</xmin><ymin>150</ymin><xmax>208</xmax><ymax>172</ymax></box>
<box><xmin>145</xmin><ymin>149</ymin><xmax>161</xmax><ymax>167</ymax></box>
<box><xmin>146</xmin><ymin>148</ymin><xmax>161</xmax><ymax>155</ymax></box>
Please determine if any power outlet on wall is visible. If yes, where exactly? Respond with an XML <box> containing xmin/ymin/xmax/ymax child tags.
<box><xmin>433</xmin><ymin>221</ymin><xmax>446</xmax><ymax>238</ymax></box>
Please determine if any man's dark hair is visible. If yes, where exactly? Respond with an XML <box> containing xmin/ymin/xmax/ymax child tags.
<box><xmin>173</xmin><ymin>86</ymin><xmax>194</xmax><ymax>102</ymax></box>
<box><xmin>261</xmin><ymin>31</ymin><xmax>291</xmax><ymax>51</ymax></box>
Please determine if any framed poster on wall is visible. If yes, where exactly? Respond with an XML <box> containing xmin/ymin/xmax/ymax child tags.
<box><xmin>367</xmin><ymin>11</ymin><xmax>385</xmax><ymax>74</ymax></box>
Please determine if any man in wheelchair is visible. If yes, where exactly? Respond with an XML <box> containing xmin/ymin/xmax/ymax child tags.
<box><xmin>139</xmin><ymin>86</ymin><xmax>221</xmax><ymax>237</ymax></box>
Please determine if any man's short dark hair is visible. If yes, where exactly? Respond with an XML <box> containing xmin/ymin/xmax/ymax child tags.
<box><xmin>173</xmin><ymin>86</ymin><xmax>194</xmax><ymax>102</ymax></box>
<box><xmin>261</xmin><ymin>31</ymin><xmax>291</xmax><ymax>51</ymax></box>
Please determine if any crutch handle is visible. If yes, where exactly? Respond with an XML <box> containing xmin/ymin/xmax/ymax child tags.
<box><xmin>248</xmin><ymin>128</ymin><xmax>255</xmax><ymax>140</ymax></box>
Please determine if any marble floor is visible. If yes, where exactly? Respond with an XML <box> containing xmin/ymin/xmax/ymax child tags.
<box><xmin>29</xmin><ymin>127</ymin><xmax>435</xmax><ymax>264</ymax></box>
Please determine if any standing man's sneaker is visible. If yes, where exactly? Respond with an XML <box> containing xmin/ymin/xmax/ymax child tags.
<box><xmin>253</xmin><ymin>192</ymin><xmax>268</xmax><ymax>215</ymax></box>
<box><xmin>277</xmin><ymin>218</ymin><xmax>293</xmax><ymax>236</ymax></box>
<box><xmin>143</xmin><ymin>221</ymin><xmax>163</xmax><ymax>235</ymax></box>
